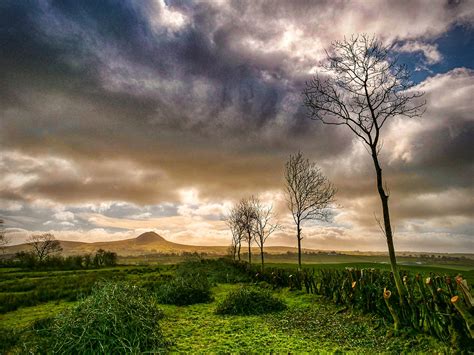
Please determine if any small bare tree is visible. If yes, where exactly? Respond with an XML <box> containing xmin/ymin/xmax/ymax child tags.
<box><xmin>27</xmin><ymin>233</ymin><xmax>63</xmax><ymax>262</ymax></box>
<box><xmin>0</xmin><ymin>219</ymin><xmax>10</xmax><ymax>254</ymax></box>
<box><xmin>285</xmin><ymin>152</ymin><xmax>336</xmax><ymax>269</ymax></box>
<box><xmin>226</xmin><ymin>204</ymin><xmax>245</xmax><ymax>261</ymax></box>
<box><xmin>237</xmin><ymin>197</ymin><xmax>258</xmax><ymax>265</ymax></box>
<box><xmin>303</xmin><ymin>34</ymin><xmax>425</xmax><ymax>297</ymax></box>
<box><xmin>251</xmin><ymin>197</ymin><xmax>279</xmax><ymax>271</ymax></box>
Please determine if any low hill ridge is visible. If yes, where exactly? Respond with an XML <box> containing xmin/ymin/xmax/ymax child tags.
<box><xmin>3</xmin><ymin>231</ymin><xmax>308</xmax><ymax>257</ymax></box>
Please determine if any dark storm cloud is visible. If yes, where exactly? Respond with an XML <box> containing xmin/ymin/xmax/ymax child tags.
<box><xmin>0</xmin><ymin>0</ymin><xmax>353</xmax><ymax>206</ymax></box>
<box><xmin>0</xmin><ymin>0</ymin><xmax>317</xmax><ymax>145</ymax></box>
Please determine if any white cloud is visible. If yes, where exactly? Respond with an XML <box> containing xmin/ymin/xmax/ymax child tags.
<box><xmin>148</xmin><ymin>0</ymin><xmax>188</xmax><ymax>31</ymax></box>
<box><xmin>395</xmin><ymin>41</ymin><xmax>443</xmax><ymax>64</ymax></box>
<box><xmin>53</xmin><ymin>211</ymin><xmax>75</xmax><ymax>221</ymax></box>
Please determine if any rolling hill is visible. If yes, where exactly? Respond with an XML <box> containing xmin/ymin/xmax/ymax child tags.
<box><xmin>6</xmin><ymin>232</ymin><xmax>472</xmax><ymax>259</ymax></box>
<box><xmin>3</xmin><ymin>231</ymin><xmax>302</xmax><ymax>256</ymax></box>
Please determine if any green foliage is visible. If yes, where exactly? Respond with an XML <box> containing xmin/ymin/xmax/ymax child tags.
<box><xmin>0</xmin><ymin>326</ymin><xmax>18</xmax><ymax>353</ymax></box>
<box><xmin>0</xmin><ymin>265</ymin><xmax>173</xmax><ymax>314</ymax></box>
<box><xmin>156</xmin><ymin>272</ymin><xmax>213</xmax><ymax>306</ymax></box>
<box><xmin>0</xmin><ymin>271</ymin><xmax>125</xmax><ymax>313</ymax></box>
<box><xmin>216</xmin><ymin>286</ymin><xmax>286</xmax><ymax>315</ymax></box>
<box><xmin>0</xmin><ymin>264</ymin><xmax>465</xmax><ymax>353</ymax></box>
<box><xmin>41</xmin><ymin>281</ymin><xmax>167</xmax><ymax>354</ymax></box>
<box><xmin>176</xmin><ymin>258</ymin><xmax>252</xmax><ymax>284</ymax></box>
<box><xmin>10</xmin><ymin>249</ymin><xmax>118</xmax><ymax>270</ymax></box>
<box><xmin>234</xmin><ymin>261</ymin><xmax>473</xmax><ymax>349</ymax></box>
<box><xmin>93</xmin><ymin>249</ymin><xmax>118</xmax><ymax>268</ymax></box>
<box><xmin>314</xmin><ymin>268</ymin><xmax>474</xmax><ymax>348</ymax></box>
<box><xmin>1</xmin><ymin>260</ymin><xmax>472</xmax><ymax>352</ymax></box>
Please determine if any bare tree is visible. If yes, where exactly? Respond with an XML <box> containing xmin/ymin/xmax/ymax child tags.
<box><xmin>238</xmin><ymin>197</ymin><xmax>258</xmax><ymax>265</ymax></box>
<box><xmin>252</xmin><ymin>197</ymin><xmax>279</xmax><ymax>271</ymax></box>
<box><xmin>303</xmin><ymin>34</ymin><xmax>425</xmax><ymax>297</ymax></box>
<box><xmin>227</xmin><ymin>244</ymin><xmax>237</xmax><ymax>260</ymax></box>
<box><xmin>226</xmin><ymin>204</ymin><xmax>245</xmax><ymax>261</ymax></box>
<box><xmin>285</xmin><ymin>152</ymin><xmax>336</xmax><ymax>269</ymax></box>
<box><xmin>0</xmin><ymin>219</ymin><xmax>10</xmax><ymax>254</ymax></box>
<box><xmin>27</xmin><ymin>233</ymin><xmax>63</xmax><ymax>262</ymax></box>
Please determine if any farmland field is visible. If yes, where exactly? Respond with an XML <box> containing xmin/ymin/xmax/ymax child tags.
<box><xmin>1</xmin><ymin>257</ymin><xmax>472</xmax><ymax>353</ymax></box>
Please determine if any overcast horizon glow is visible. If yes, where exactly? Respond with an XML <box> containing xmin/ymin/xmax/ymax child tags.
<box><xmin>1</xmin><ymin>1</ymin><xmax>473</xmax><ymax>253</ymax></box>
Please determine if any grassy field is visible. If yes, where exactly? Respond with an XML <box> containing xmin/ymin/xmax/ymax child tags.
<box><xmin>0</xmin><ymin>258</ymin><xmax>471</xmax><ymax>353</ymax></box>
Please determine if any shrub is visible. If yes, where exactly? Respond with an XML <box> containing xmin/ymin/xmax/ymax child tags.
<box><xmin>216</xmin><ymin>286</ymin><xmax>286</xmax><ymax>315</ymax></box>
<box><xmin>177</xmin><ymin>259</ymin><xmax>251</xmax><ymax>284</ymax></box>
<box><xmin>42</xmin><ymin>281</ymin><xmax>167</xmax><ymax>354</ymax></box>
<box><xmin>156</xmin><ymin>272</ymin><xmax>213</xmax><ymax>306</ymax></box>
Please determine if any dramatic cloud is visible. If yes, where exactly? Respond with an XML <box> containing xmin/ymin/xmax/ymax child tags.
<box><xmin>1</xmin><ymin>0</ymin><xmax>473</xmax><ymax>252</ymax></box>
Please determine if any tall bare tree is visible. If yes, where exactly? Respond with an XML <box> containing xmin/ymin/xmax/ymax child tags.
<box><xmin>27</xmin><ymin>233</ymin><xmax>63</xmax><ymax>262</ymax></box>
<box><xmin>251</xmin><ymin>197</ymin><xmax>279</xmax><ymax>271</ymax></box>
<box><xmin>303</xmin><ymin>34</ymin><xmax>425</xmax><ymax>297</ymax></box>
<box><xmin>285</xmin><ymin>152</ymin><xmax>336</xmax><ymax>269</ymax></box>
<box><xmin>226</xmin><ymin>204</ymin><xmax>245</xmax><ymax>261</ymax></box>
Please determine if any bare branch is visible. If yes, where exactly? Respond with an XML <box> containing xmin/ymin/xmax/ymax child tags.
<box><xmin>27</xmin><ymin>233</ymin><xmax>62</xmax><ymax>262</ymax></box>
<box><xmin>303</xmin><ymin>34</ymin><xmax>425</xmax><ymax>155</ymax></box>
<box><xmin>285</xmin><ymin>152</ymin><xmax>337</xmax><ymax>268</ymax></box>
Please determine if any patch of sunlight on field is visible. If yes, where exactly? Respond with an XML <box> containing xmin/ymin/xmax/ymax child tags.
<box><xmin>0</xmin><ymin>301</ymin><xmax>76</xmax><ymax>329</ymax></box>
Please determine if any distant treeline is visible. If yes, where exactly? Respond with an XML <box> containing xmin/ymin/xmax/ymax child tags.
<box><xmin>1</xmin><ymin>249</ymin><xmax>117</xmax><ymax>270</ymax></box>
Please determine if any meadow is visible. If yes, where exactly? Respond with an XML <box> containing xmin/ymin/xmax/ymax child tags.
<box><xmin>0</xmin><ymin>257</ymin><xmax>472</xmax><ymax>353</ymax></box>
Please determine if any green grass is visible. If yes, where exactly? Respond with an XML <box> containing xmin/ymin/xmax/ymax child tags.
<box><xmin>0</xmin><ymin>265</ymin><xmax>175</xmax><ymax>314</ymax></box>
<box><xmin>158</xmin><ymin>284</ymin><xmax>448</xmax><ymax>353</ymax></box>
<box><xmin>0</xmin><ymin>301</ymin><xmax>76</xmax><ymax>329</ymax></box>
<box><xmin>0</xmin><ymin>259</ymin><xmax>470</xmax><ymax>353</ymax></box>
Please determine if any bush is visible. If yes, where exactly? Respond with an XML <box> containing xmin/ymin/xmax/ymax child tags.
<box><xmin>42</xmin><ymin>281</ymin><xmax>167</xmax><ymax>354</ymax></box>
<box><xmin>176</xmin><ymin>259</ymin><xmax>252</xmax><ymax>284</ymax></box>
<box><xmin>156</xmin><ymin>272</ymin><xmax>213</xmax><ymax>306</ymax></box>
<box><xmin>216</xmin><ymin>286</ymin><xmax>286</xmax><ymax>315</ymax></box>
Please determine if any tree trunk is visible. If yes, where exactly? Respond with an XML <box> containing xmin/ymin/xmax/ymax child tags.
<box><xmin>237</xmin><ymin>241</ymin><xmax>241</xmax><ymax>261</ymax></box>
<box><xmin>371</xmin><ymin>150</ymin><xmax>405</xmax><ymax>300</ymax></box>
<box><xmin>260</xmin><ymin>246</ymin><xmax>265</xmax><ymax>272</ymax></box>
<box><xmin>297</xmin><ymin>220</ymin><xmax>302</xmax><ymax>270</ymax></box>
<box><xmin>248</xmin><ymin>233</ymin><xmax>252</xmax><ymax>265</ymax></box>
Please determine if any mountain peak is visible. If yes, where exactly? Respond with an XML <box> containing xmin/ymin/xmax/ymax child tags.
<box><xmin>135</xmin><ymin>232</ymin><xmax>166</xmax><ymax>244</ymax></box>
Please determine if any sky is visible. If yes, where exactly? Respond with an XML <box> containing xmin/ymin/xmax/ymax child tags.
<box><xmin>1</xmin><ymin>0</ymin><xmax>473</xmax><ymax>253</ymax></box>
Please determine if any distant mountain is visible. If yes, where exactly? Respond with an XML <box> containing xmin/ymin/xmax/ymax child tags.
<box><xmin>134</xmin><ymin>231</ymin><xmax>166</xmax><ymax>244</ymax></box>
<box><xmin>3</xmin><ymin>231</ymin><xmax>302</xmax><ymax>256</ymax></box>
